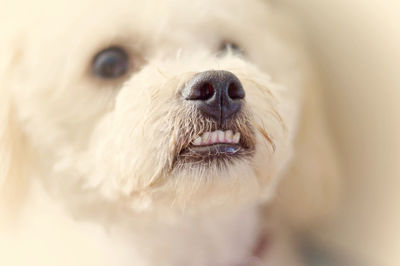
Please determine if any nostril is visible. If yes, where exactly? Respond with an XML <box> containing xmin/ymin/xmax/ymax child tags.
<box><xmin>198</xmin><ymin>83</ymin><xmax>215</xmax><ymax>100</ymax></box>
<box><xmin>228</xmin><ymin>82</ymin><xmax>245</xmax><ymax>100</ymax></box>
<box><xmin>186</xmin><ymin>82</ymin><xmax>215</xmax><ymax>101</ymax></box>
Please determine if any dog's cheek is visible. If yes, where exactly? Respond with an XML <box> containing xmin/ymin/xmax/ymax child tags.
<box><xmin>85</xmin><ymin>85</ymin><xmax>172</xmax><ymax>199</ymax></box>
<box><xmin>241</xmin><ymin>79</ymin><xmax>297</xmax><ymax>201</ymax></box>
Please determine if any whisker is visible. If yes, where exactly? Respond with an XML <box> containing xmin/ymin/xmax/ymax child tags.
<box><xmin>267</xmin><ymin>109</ymin><xmax>288</xmax><ymax>133</ymax></box>
<box><xmin>253</xmin><ymin>122</ymin><xmax>276</xmax><ymax>152</ymax></box>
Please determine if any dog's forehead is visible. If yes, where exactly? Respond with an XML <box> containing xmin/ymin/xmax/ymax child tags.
<box><xmin>3</xmin><ymin>0</ymin><xmax>270</xmax><ymax>32</ymax></box>
<box><xmin>2</xmin><ymin>0</ymin><xmax>274</xmax><ymax>64</ymax></box>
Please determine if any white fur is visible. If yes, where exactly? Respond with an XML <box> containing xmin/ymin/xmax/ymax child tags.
<box><xmin>0</xmin><ymin>0</ymin><xmax>340</xmax><ymax>265</ymax></box>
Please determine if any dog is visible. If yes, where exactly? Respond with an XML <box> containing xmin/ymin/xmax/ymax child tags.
<box><xmin>0</xmin><ymin>0</ymin><xmax>340</xmax><ymax>265</ymax></box>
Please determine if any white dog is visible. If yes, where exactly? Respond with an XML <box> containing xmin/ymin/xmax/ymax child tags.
<box><xmin>0</xmin><ymin>0</ymin><xmax>340</xmax><ymax>265</ymax></box>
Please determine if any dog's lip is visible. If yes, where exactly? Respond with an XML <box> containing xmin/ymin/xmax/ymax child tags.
<box><xmin>180</xmin><ymin>143</ymin><xmax>242</xmax><ymax>156</ymax></box>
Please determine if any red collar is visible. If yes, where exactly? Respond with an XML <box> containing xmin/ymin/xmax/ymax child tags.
<box><xmin>253</xmin><ymin>234</ymin><xmax>269</xmax><ymax>258</ymax></box>
<box><xmin>236</xmin><ymin>234</ymin><xmax>270</xmax><ymax>266</ymax></box>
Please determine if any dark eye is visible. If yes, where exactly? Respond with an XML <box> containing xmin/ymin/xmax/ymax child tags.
<box><xmin>219</xmin><ymin>41</ymin><xmax>244</xmax><ymax>55</ymax></box>
<box><xmin>92</xmin><ymin>46</ymin><xmax>129</xmax><ymax>79</ymax></box>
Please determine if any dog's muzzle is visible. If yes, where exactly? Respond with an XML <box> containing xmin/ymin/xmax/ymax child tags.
<box><xmin>176</xmin><ymin>70</ymin><xmax>254</xmax><ymax>165</ymax></box>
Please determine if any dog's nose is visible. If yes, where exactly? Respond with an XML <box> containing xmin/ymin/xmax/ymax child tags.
<box><xmin>182</xmin><ymin>70</ymin><xmax>245</xmax><ymax>123</ymax></box>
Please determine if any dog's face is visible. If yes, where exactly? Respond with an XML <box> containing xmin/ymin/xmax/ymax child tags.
<box><xmin>1</xmin><ymin>0</ymin><xmax>305</xmax><ymax>215</ymax></box>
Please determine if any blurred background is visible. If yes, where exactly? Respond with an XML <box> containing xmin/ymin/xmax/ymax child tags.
<box><xmin>275</xmin><ymin>0</ymin><xmax>400</xmax><ymax>265</ymax></box>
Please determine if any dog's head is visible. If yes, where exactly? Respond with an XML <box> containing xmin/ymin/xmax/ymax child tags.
<box><xmin>1</xmin><ymin>0</ymin><xmax>339</xmax><ymax>221</ymax></box>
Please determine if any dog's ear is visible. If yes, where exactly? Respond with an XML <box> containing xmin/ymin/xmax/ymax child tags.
<box><xmin>0</xmin><ymin>36</ymin><xmax>30</xmax><ymax>218</ymax></box>
<box><xmin>274</xmin><ymin>74</ymin><xmax>342</xmax><ymax>229</ymax></box>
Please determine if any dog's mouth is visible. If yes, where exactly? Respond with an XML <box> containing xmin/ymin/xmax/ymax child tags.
<box><xmin>168</xmin><ymin>108</ymin><xmax>257</xmax><ymax>169</ymax></box>
<box><xmin>177</xmin><ymin>128</ymin><xmax>254</xmax><ymax>165</ymax></box>
<box><xmin>184</xmin><ymin>130</ymin><xmax>241</xmax><ymax>154</ymax></box>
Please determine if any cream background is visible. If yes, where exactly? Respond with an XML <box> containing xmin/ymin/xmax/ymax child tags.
<box><xmin>277</xmin><ymin>0</ymin><xmax>400</xmax><ymax>265</ymax></box>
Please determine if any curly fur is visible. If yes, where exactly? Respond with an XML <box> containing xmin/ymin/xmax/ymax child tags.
<box><xmin>0</xmin><ymin>0</ymin><xmax>340</xmax><ymax>265</ymax></box>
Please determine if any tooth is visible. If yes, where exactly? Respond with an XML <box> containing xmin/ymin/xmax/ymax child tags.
<box><xmin>225</xmin><ymin>130</ymin><xmax>233</xmax><ymax>143</ymax></box>
<box><xmin>211</xmin><ymin>131</ymin><xmax>218</xmax><ymax>144</ymax></box>
<box><xmin>233</xmin><ymin>132</ymin><xmax>240</xmax><ymax>143</ymax></box>
<box><xmin>202</xmin><ymin>132</ymin><xmax>210</xmax><ymax>145</ymax></box>
<box><xmin>216</xmin><ymin>130</ymin><xmax>225</xmax><ymax>142</ymax></box>
<box><xmin>193</xmin><ymin>137</ymin><xmax>202</xmax><ymax>146</ymax></box>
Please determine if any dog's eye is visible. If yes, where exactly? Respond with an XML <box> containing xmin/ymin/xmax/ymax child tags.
<box><xmin>92</xmin><ymin>46</ymin><xmax>129</xmax><ymax>79</ymax></box>
<box><xmin>218</xmin><ymin>41</ymin><xmax>244</xmax><ymax>55</ymax></box>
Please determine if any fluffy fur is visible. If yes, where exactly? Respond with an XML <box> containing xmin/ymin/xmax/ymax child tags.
<box><xmin>0</xmin><ymin>0</ymin><xmax>340</xmax><ymax>265</ymax></box>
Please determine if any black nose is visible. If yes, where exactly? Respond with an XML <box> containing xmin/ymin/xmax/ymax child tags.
<box><xmin>182</xmin><ymin>70</ymin><xmax>245</xmax><ymax>123</ymax></box>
